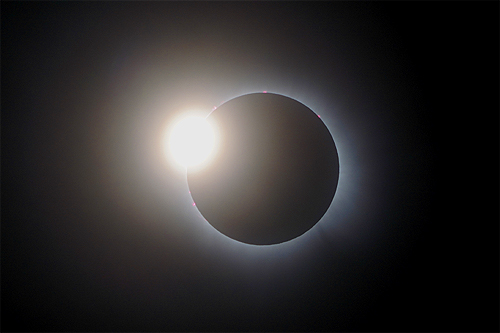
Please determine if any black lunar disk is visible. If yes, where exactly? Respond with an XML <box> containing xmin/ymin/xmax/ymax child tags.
<box><xmin>187</xmin><ymin>93</ymin><xmax>339</xmax><ymax>245</ymax></box>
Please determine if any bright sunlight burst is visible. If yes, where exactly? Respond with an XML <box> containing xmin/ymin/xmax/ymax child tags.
<box><xmin>166</xmin><ymin>115</ymin><xmax>218</xmax><ymax>170</ymax></box>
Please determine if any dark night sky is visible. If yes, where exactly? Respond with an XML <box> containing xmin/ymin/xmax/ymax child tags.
<box><xmin>2</xmin><ymin>2</ymin><xmax>498</xmax><ymax>332</ymax></box>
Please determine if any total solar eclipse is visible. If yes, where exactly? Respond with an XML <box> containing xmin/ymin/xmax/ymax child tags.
<box><xmin>176</xmin><ymin>93</ymin><xmax>340</xmax><ymax>245</ymax></box>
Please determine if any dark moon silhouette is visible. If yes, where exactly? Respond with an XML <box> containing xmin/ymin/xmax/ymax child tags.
<box><xmin>187</xmin><ymin>93</ymin><xmax>339</xmax><ymax>245</ymax></box>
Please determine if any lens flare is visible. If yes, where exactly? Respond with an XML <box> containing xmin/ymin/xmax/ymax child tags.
<box><xmin>167</xmin><ymin>115</ymin><xmax>217</xmax><ymax>170</ymax></box>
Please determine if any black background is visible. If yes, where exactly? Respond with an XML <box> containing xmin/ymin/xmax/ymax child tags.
<box><xmin>2</xmin><ymin>2</ymin><xmax>498</xmax><ymax>332</ymax></box>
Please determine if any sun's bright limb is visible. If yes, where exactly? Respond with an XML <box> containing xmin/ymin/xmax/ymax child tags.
<box><xmin>166</xmin><ymin>114</ymin><xmax>218</xmax><ymax>171</ymax></box>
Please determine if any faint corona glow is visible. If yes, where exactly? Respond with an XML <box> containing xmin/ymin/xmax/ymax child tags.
<box><xmin>162</xmin><ymin>92</ymin><xmax>354</xmax><ymax>255</ymax></box>
<box><xmin>166</xmin><ymin>114</ymin><xmax>218</xmax><ymax>172</ymax></box>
